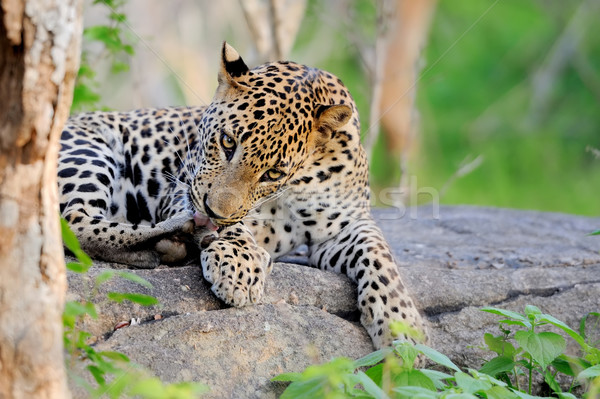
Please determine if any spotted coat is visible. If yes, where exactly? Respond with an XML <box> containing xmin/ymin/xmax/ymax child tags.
<box><xmin>58</xmin><ymin>43</ymin><xmax>427</xmax><ymax>348</ymax></box>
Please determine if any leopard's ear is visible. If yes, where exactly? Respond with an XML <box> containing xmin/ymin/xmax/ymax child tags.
<box><xmin>218</xmin><ymin>42</ymin><xmax>249</xmax><ymax>88</ymax></box>
<box><xmin>309</xmin><ymin>104</ymin><xmax>352</xmax><ymax>148</ymax></box>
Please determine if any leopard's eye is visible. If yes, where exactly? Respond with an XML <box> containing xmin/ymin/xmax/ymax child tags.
<box><xmin>220</xmin><ymin>132</ymin><xmax>236</xmax><ymax>150</ymax></box>
<box><xmin>261</xmin><ymin>169</ymin><xmax>285</xmax><ymax>182</ymax></box>
<box><xmin>220</xmin><ymin>132</ymin><xmax>236</xmax><ymax>161</ymax></box>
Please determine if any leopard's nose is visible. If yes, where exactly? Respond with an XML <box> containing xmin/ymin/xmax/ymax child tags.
<box><xmin>203</xmin><ymin>193</ymin><xmax>225</xmax><ymax>220</ymax></box>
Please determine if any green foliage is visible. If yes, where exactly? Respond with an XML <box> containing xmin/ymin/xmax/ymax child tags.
<box><xmin>480</xmin><ymin>306</ymin><xmax>599</xmax><ymax>396</ymax></box>
<box><xmin>275</xmin><ymin>307</ymin><xmax>600</xmax><ymax>398</ymax></box>
<box><xmin>414</xmin><ymin>1</ymin><xmax>600</xmax><ymax>216</ymax></box>
<box><xmin>63</xmin><ymin>220</ymin><xmax>208</xmax><ymax>397</ymax></box>
<box><xmin>72</xmin><ymin>0</ymin><xmax>135</xmax><ymax>111</ymax></box>
<box><xmin>297</xmin><ymin>1</ymin><xmax>600</xmax><ymax>215</ymax></box>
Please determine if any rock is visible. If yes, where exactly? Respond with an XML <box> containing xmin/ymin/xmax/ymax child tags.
<box><xmin>67</xmin><ymin>263</ymin><xmax>358</xmax><ymax>339</ymax></box>
<box><xmin>92</xmin><ymin>304</ymin><xmax>372</xmax><ymax>399</ymax></box>
<box><xmin>66</xmin><ymin>206</ymin><xmax>600</xmax><ymax>397</ymax></box>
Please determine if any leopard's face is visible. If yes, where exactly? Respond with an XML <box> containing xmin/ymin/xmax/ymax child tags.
<box><xmin>191</xmin><ymin>90</ymin><xmax>303</xmax><ymax>226</ymax></box>
<box><xmin>189</xmin><ymin>44</ymin><xmax>351</xmax><ymax>227</ymax></box>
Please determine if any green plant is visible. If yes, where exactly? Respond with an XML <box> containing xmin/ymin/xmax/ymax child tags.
<box><xmin>62</xmin><ymin>219</ymin><xmax>208</xmax><ymax>398</ymax></box>
<box><xmin>274</xmin><ymin>336</ymin><xmax>522</xmax><ymax>398</ymax></box>
<box><xmin>72</xmin><ymin>0</ymin><xmax>135</xmax><ymax>111</ymax></box>
<box><xmin>481</xmin><ymin>306</ymin><xmax>600</xmax><ymax>397</ymax></box>
<box><xmin>275</xmin><ymin>307</ymin><xmax>600</xmax><ymax>398</ymax></box>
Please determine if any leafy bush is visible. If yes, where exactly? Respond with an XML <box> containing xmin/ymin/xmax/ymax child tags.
<box><xmin>275</xmin><ymin>306</ymin><xmax>600</xmax><ymax>398</ymax></box>
<box><xmin>62</xmin><ymin>219</ymin><xmax>208</xmax><ymax>398</ymax></box>
<box><xmin>72</xmin><ymin>0</ymin><xmax>135</xmax><ymax>111</ymax></box>
<box><xmin>480</xmin><ymin>305</ymin><xmax>600</xmax><ymax>397</ymax></box>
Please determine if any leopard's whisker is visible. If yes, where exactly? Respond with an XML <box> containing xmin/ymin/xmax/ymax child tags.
<box><xmin>251</xmin><ymin>186</ymin><xmax>291</xmax><ymax>210</ymax></box>
<box><xmin>173</xmin><ymin>110</ymin><xmax>199</xmax><ymax>182</ymax></box>
<box><xmin>152</xmin><ymin>169</ymin><xmax>191</xmax><ymax>189</ymax></box>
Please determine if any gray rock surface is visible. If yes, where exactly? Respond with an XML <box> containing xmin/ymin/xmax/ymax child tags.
<box><xmin>67</xmin><ymin>206</ymin><xmax>600</xmax><ymax>397</ymax></box>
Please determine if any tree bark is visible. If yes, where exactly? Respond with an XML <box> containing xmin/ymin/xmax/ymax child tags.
<box><xmin>0</xmin><ymin>1</ymin><xmax>82</xmax><ymax>398</ymax></box>
<box><xmin>380</xmin><ymin>0</ymin><xmax>436</xmax><ymax>161</ymax></box>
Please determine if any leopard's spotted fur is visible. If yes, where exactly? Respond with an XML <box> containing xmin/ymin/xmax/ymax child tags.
<box><xmin>59</xmin><ymin>43</ymin><xmax>427</xmax><ymax>348</ymax></box>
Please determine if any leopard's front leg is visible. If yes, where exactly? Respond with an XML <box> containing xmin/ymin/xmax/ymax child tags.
<box><xmin>308</xmin><ymin>216</ymin><xmax>428</xmax><ymax>349</ymax></box>
<box><xmin>200</xmin><ymin>223</ymin><xmax>273</xmax><ymax>307</ymax></box>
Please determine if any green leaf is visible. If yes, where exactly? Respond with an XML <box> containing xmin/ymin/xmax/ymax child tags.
<box><xmin>98</xmin><ymin>351</ymin><xmax>130</xmax><ymax>362</ymax></box>
<box><xmin>350</xmin><ymin>371</ymin><xmax>391</xmax><ymax>399</ymax></box>
<box><xmin>556</xmin><ymin>393</ymin><xmax>578</xmax><ymax>399</ymax></box>
<box><xmin>123</xmin><ymin>44</ymin><xmax>135</xmax><ymax>55</ymax></box>
<box><xmin>390</xmin><ymin>320</ymin><xmax>426</xmax><ymax>342</ymax></box>
<box><xmin>524</xmin><ymin>305</ymin><xmax>542</xmax><ymax>320</ymax></box>
<box><xmin>109</xmin><ymin>12</ymin><xmax>127</xmax><ymax>22</ymax></box>
<box><xmin>538</xmin><ymin>314</ymin><xmax>586</xmax><ymax>348</ymax></box>
<box><xmin>97</xmin><ymin>368</ymin><xmax>131</xmax><ymax>399</ymax></box>
<box><xmin>364</xmin><ymin>363</ymin><xmax>383</xmax><ymax>386</ymax></box>
<box><xmin>510</xmin><ymin>390</ymin><xmax>548</xmax><ymax>399</ymax></box>
<box><xmin>87</xmin><ymin>364</ymin><xmax>106</xmax><ymax>385</ymax></box>
<box><xmin>579</xmin><ymin>312</ymin><xmax>600</xmax><ymax>341</ymax></box>
<box><xmin>551</xmin><ymin>355</ymin><xmax>576</xmax><ymax>376</ymax></box>
<box><xmin>353</xmin><ymin>347</ymin><xmax>393</xmax><ymax>368</ymax></box>
<box><xmin>61</xmin><ymin>218</ymin><xmax>93</xmax><ymax>266</ymax></box>
<box><xmin>107</xmin><ymin>292</ymin><xmax>158</xmax><ymax>306</ymax></box>
<box><xmin>515</xmin><ymin>331</ymin><xmax>565</xmax><ymax>370</ymax></box>
<box><xmin>95</xmin><ymin>270</ymin><xmax>116</xmax><ymax>285</ymax></box>
<box><xmin>77</xmin><ymin>63</ymin><xmax>96</xmax><ymax>79</ymax></box>
<box><xmin>420</xmin><ymin>369</ymin><xmax>453</xmax><ymax>389</ymax></box>
<box><xmin>479</xmin><ymin>356</ymin><xmax>515</xmax><ymax>377</ymax></box>
<box><xmin>64</xmin><ymin>300</ymin><xmax>96</xmax><ymax>318</ymax></box>
<box><xmin>110</xmin><ymin>61</ymin><xmax>130</xmax><ymax>74</ymax></box>
<box><xmin>127</xmin><ymin>377</ymin><xmax>166</xmax><ymax>398</ymax></box>
<box><xmin>72</xmin><ymin>82</ymin><xmax>101</xmax><ymax>108</ymax></box>
<box><xmin>66</xmin><ymin>261</ymin><xmax>91</xmax><ymax>273</ymax></box>
<box><xmin>484</xmin><ymin>333</ymin><xmax>517</xmax><ymax>358</ymax></box>
<box><xmin>272</xmin><ymin>372</ymin><xmax>303</xmax><ymax>382</ymax></box>
<box><xmin>468</xmin><ymin>370</ymin><xmax>508</xmax><ymax>388</ymax></box>
<box><xmin>578</xmin><ymin>364</ymin><xmax>600</xmax><ymax>380</ymax></box>
<box><xmin>396</xmin><ymin>342</ymin><xmax>420</xmax><ymax>368</ymax></box>
<box><xmin>84</xmin><ymin>301</ymin><xmax>98</xmax><ymax>319</ymax></box>
<box><xmin>279</xmin><ymin>379</ymin><xmax>326</xmax><ymax>399</ymax></box>
<box><xmin>481</xmin><ymin>307</ymin><xmax>529</xmax><ymax>324</ymax></box>
<box><xmin>395</xmin><ymin>369</ymin><xmax>436</xmax><ymax>391</ymax></box>
<box><xmin>392</xmin><ymin>386</ymin><xmax>439</xmax><ymax>399</ymax></box>
<box><xmin>485</xmin><ymin>386</ymin><xmax>520</xmax><ymax>399</ymax></box>
<box><xmin>498</xmin><ymin>319</ymin><xmax>530</xmax><ymax>328</ymax></box>
<box><xmin>454</xmin><ymin>371</ymin><xmax>492</xmax><ymax>394</ymax></box>
<box><xmin>116</xmin><ymin>271</ymin><xmax>153</xmax><ymax>289</ymax></box>
<box><xmin>543</xmin><ymin>368</ymin><xmax>561</xmax><ymax>394</ymax></box>
<box><xmin>164</xmin><ymin>381</ymin><xmax>210</xmax><ymax>396</ymax></box>
<box><xmin>61</xmin><ymin>217</ymin><xmax>81</xmax><ymax>253</ymax></box>
<box><xmin>415</xmin><ymin>343</ymin><xmax>461</xmax><ymax>372</ymax></box>
<box><xmin>83</xmin><ymin>25</ymin><xmax>123</xmax><ymax>51</ymax></box>
<box><xmin>588</xmin><ymin>229</ymin><xmax>600</xmax><ymax>236</ymax></box>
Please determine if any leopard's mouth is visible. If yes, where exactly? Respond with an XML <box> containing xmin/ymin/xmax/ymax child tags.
<box><xmin>193</xmin><ymin>211</ymin><xmax>219</xmax><ymax>232</ymax></box>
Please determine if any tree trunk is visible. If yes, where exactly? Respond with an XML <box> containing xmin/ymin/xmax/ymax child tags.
<box><xmin>380</xmin><ymin>0</ymin><xmax>436</xmax><ymax>163</ymax></box>
<box><xmin>0</xmin><ymin>1</ymin><xmax>82</xmax><ymax>398</ymax></box>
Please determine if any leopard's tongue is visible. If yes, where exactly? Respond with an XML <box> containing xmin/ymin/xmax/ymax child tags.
<box><xmin>193</xmin><ymin>212</ymin><xmax>219</xmax><ymax>231</ymax></box>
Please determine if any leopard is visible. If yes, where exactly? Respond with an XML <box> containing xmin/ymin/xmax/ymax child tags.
<box><xmin>58</xmin><ymin>42</ymin><xmax>428</xmax><ymax>349</ymax></box>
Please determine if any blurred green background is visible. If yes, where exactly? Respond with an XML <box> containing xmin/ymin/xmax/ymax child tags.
<box><xmin>296</xmin><ymin>0</ymin><xmax>600</xmax><ymax>216</ymax></box>
<box><xmin>79</xmin><ymin>0</ymin><xmax>600</xmax><ymax>216</ymax></box>
<box><xmin>416</xmin><ymin>0</ymin><xmax>599</xmax><ymax>216</ymax></box>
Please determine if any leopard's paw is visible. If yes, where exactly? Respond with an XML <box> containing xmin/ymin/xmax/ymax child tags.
<box><xmin>358</xmin><ymin>283</ymin><xmax>428</xmax><ymax>350</ymax></box>
<box><xmin>155</xmin><ymin>220</ymin><xmax>215</xmax><ymax>264</ymax></box>
<box><xmin>200</xmin><ymin>239</ymin><xmax>272</xmax><ymax>307</ymax></box>
<box><xmin>155</xmin><ymin>237</ymin><xmax>188</xmax><ymax>264</ymax></box>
